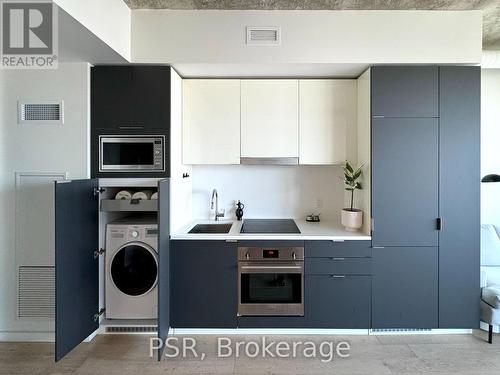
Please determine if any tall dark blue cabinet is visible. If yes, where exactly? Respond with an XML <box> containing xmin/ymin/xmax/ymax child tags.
<box><xmin>54</xmin><ymin>179</ymin><xmax>171</xmax><ymax>361</ymax></box>
<box><xmin>371</xmin><ymin>66</ymin><xmax>480</xmax><ymax>329</ymax></box>
<box><xmin>438</xmin><ymin>67</ymin><xmax>480</xmax><ymax>328</ymax></box>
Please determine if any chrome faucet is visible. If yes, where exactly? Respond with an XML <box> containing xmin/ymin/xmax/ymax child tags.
<box><xmin>211</xmin><ymin>189</ymin><xmax>225</xmax><ymax>221</ymax></box>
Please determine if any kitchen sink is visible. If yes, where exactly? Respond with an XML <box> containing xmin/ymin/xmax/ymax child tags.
<box><xmin>188</xmin><ymin>223</ymin><xmax>233</xmax><ymax>234</ymax></box>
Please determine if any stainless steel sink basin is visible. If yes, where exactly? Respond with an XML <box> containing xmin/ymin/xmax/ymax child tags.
<box><xmin>188</xmin><ymin>223</ymin><xmax>233</xmax><ymax>234</ymax></box>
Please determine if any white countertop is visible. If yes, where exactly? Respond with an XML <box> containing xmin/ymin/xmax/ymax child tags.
<box><xmin>171</xmin><ymin>219</ymin><xmax>371</xmax><ymax>241</ymax></box>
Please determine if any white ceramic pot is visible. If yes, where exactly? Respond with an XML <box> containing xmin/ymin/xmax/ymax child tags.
<box><xmin>341</xmin><ymin>209</ymin><xmax>363</xmax><ymax>232</ymax></box>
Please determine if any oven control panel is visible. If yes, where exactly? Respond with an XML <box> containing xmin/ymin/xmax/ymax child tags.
<box><xmin>237</xmin><ymin>247</ymin><xmax>304</xmax><ymax>261</ymax></box>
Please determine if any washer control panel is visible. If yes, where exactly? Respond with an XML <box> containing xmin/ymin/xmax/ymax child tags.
<box><xmin>107</xmin><ymin>225</ymin><xmax>158</xmax><ymax>242</ymax></box>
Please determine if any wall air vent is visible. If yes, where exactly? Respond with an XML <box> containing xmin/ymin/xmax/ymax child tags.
<box><xmin>18</xmin><ymin>266</ymin><xmax>55</xmax><ymax>318</ymax></box>
<box><xmin>246</xmin><ymin>26</ymin><xmax>281</xmax><ymax>45</ymax></box>
<box><xmin>18</xmin><ymin>101</ymin><xmax>64</xmax><ymax>124</ymax></box>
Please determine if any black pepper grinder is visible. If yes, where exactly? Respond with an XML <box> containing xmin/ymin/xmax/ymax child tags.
<box><xmin>235</xmin><ymin>200</ymin><xmax>245</xmax><ymax>221</ymax></box>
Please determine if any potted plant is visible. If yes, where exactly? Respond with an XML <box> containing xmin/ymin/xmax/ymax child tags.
<box><xmin>341</xmin><ymin>161</ymin><xmax>363</xmax><ymax>232</ymax></box>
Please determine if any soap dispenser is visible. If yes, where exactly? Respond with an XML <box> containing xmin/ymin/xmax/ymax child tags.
<box><xmin>235</xmin><ymin>200</ymin><xmax>245</xmax><ymax>221</ymax></box>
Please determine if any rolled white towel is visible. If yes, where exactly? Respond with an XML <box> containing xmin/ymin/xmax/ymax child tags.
<box><xmin>151</xmin><ymin>192</ymin><xmax>158</xmax><ymax>200</ymax></box>
<box><xmin>132</xmin><ymin>190</ymin><xmax>153</xmax><ymax>200</ymax></box>
<box><xmin>115</xmin><ymin>190</ymin><xmax>132</xmax><ymax>200</ymax></box>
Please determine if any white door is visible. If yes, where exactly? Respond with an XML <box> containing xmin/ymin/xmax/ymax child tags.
<box><xmin>241</xmin><ymin>80</ymin><xmax>299</xmax><ymax>158</ymax></box>
<box><xmin>299</xmin><ymin>80</ymin><xmax>357</xmax><ymax>164</ymax></box>
<box><xmin>183</xmin><ymin>79</ymin><xmax>240</xmax><ymax>164</ymax></box>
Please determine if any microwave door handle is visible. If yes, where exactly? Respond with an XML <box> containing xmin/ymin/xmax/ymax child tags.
<box><xmin>118</xmin><ymin>125</ymin><xmax>144</xmax><ymax>130</ymax></box>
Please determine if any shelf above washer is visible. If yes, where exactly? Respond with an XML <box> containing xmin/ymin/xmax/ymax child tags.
<box><xmin>100</xmin><ymin>199</ymin><xmax>158</xmax><ymax>212</ymax></box>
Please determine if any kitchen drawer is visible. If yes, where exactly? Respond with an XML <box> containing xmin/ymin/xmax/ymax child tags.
<box><xmin>306</xmin><ymin>257</ymin><xmax>371</xmax><ymax>275</ymax></box>
<box><xmin>305</xmin><ymin>240</ymin><xmax>371</xmax><ymax>258</ymax></box>
<box><xmin>305</xmin><ymin>274</ymin><xmax>371</xmax><ymax>328</ymax></box>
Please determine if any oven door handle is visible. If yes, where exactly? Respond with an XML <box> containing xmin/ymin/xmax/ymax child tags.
<box><xmin>240</xmin><ymin>266</ymin><xmax>303</xmax><ymax>270</ymax></box>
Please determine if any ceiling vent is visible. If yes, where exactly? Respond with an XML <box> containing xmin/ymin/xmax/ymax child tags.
<box><xmin>18</xmin><ymin>101</ymin><xmax>64</xmax><ymax>125</ymax></box>
<box><xmin>246</xmin><ymin>27</ymin><xmax>281</xmax><ymax>45</ymax></box>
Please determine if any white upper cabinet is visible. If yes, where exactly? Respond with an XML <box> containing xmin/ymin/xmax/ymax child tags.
<box><xmin>299</xmin><ymin>80</ymin><xmax>357</xmax><ymax>164</ymax></box>
<box><xmin>182</xmin><ymin>79</ymin><xmax>240</xmax><ymax>164</ymax></box>
<box><xmin>241</xmin><ymin>80</ymin><xmax>299</xmax><ymax>158</ymax></box>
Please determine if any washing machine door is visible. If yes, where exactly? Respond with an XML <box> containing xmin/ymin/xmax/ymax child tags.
<box><xmin>111</xmin><ymin>243</ymin><xmax>158</xmax><ymax>296</ymax></box>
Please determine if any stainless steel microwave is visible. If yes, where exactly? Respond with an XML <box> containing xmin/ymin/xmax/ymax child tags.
<box><xmin>99</xmin><ymin>136</ymin><xmax>165</xmax><ymax>172</ymax></box>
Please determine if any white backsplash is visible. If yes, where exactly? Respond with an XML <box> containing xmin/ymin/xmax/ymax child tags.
<box><xmin>191</xmin><ymin>165</ymin><xmax>345</xmax><ymax>220</ymax></box>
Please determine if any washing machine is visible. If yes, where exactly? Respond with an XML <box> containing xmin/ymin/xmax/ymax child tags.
<box><xmin>105</xmin><ymin>218</ymin><xmax>158</xmax><ymax>319</ymax></box>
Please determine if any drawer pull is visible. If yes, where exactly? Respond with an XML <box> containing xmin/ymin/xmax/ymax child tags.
<box><xmin>331</xmin><ymin>275</ymin><xmax>346</xmax><ymax>279</ymax></box>
<box><xmin>331</xmin><ymin>257</ymin><xmax>345</xmax><ymax>261</ymax></box>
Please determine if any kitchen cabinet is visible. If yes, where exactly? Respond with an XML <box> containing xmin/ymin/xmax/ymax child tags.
<box><xmin>171</xmin><ymin>240</ymin><xmax>237</xmax><ymax>328</ymax></box>
<box><xmin>438</xmin><ymin>67</ymin><xmax>480</xmax><ymax>328</ymax></box>
<box><xmin>305</xmin><ymin>240</ymin><xmax>372</xmax><ymax>258</ymax></box>
<box><xmin>372</xmin><ymin>247</ymin><xmax>438</xmax><ymax>329</ymax></box>
<box><xmin>371</xmin><ymin>117</ymin><xmax>439</xmax><ymax>247</ymax></box>
<box><xmin>371</xmin><ymin>66</ymin><xmax>439</xmax><ymax>118</ymax></box>
<box><xmin>306</xmin><ymin>258</ymin><xmax>371</xmax><ymax>275</ymax></box>
<box><xmin>306</xmin><ymin>275</ymin><xmax>371</xmax><ymax>328</ymax></box>
<box><xmin>91</xmin><ymin>65</ymin><xmax>170</xmax><ymax>131</ymax></box>
<box><xmin>90</xmin><ymin>65</ymin><xmax>171</xmax><ymax>178</ymax></box>
<box><xmin>54</xmin><ymin>179</ymin><xmax>171</xmax><ymax>361</ymax></box>
<box><xmin>241</xmin><ymin>80</ymin><xmax>299</xmax><ymax>159</ymax></box>
<box><xmin>370</xmin><ymin>66</ymin><xmax>479</xmax><ymax>329</ymax></box>
<box><xmin>304</xmin><ymin>240</ymin><xmax>371</xmax><ymax>328</ymax></box>
<box><xmin>182</xmin><ymin>80</ymin><xmax>240</xmax><ymax>164</ymax></box>
<box><xmin>298</xmin><ymin>80</ymin><xmax>356</xmax><ymax>164</ymax></box>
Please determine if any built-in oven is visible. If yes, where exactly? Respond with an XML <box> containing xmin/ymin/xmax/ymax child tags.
<box><xmin>238</xmin><ymin>246</ymin><xmax>304</xmax><ymax>316</ymax></box>
<box><xmin>99</xmin><ymin>136</ymin><xmax>165</xmax><ymax>172</ymax></box>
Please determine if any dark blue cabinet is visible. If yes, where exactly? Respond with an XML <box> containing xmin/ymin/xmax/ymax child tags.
<box><xmin>55</xmin><ymin>179</ymin><xmax>171</xmax><ymax>362</ymax></box>
<box><xmin>306</xmin><ymin>275</ymin><xmax>371</xmax><ymax>328</ymax></box>
<box><xmin>304</xmin><ymin>241</ymin><xmax>371</xmax><ymax>328</ymax></box>
<box><xmin>171</xmin><ymin>240</ymin><xmax>237</xmax><ymax>328</ymax></box>
<box><xmin>438</xmin><ymin>67</ymin><xmax>480</xmax><ymax>328</ymax></box>
<box><xmin>370</xmin><ymin>65</ymin><xmax>481</xmax><ymax>330</ymax></box>
<box><xmin>55</xmin><ymin>179</ymin><xmax>99</xmax><ymax>362</ymax></box>
<box><xmin>157</xmin><ymin>180</ymin><xmax>170</xmax><ymax>360</ymax></box>
<box><xmin>372</xmin><ymin>117</ymin><xmax>439</xmax><ymax>247</ymax></box>
<box><xmin>371</xmin><ymin>66</ymin><xmax>439</xmax><ymax>117</ymax></box>
<box><xmin>372</xmin><ymin>247</ymin><xmax>438</xmax><ymax>328</ymax></box>
<box><xmin>91</xmin><ymin>66</ymin><xmax>170</xmax><ymax>131</ymax></box>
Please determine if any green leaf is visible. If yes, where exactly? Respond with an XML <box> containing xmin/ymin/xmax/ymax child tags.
<box><xmin>344</xmin><ymin>161</ymin><xmax>354</xmax><ymax>174</ymax></box>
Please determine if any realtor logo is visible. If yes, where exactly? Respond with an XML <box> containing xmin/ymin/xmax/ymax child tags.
<box><xmin>1</xmin><ymin>0</ymin><xmax>58</xmax><ymax>69</ymax></box>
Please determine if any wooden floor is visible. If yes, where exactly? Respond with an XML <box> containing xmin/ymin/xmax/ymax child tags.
<box><xmin>1</xmin><ymin>332</ymin><xmax>499</xmax><ymax>374</ymax></box>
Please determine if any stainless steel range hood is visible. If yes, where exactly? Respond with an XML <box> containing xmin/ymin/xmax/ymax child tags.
<box><xmin>240</xmin><ymin>157</ymin><xmax>299</xmax><ymax>165</ymax></box>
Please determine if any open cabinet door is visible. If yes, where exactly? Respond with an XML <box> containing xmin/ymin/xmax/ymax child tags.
<box><xmin>157</xmin><ymin>179</ymin><xmax>170</xmax><ymax>361</ymax></box>
<box><xmin>55</xmin><ymin>179</ymin><xmax>99</xmax><ymax>361</ymax></box>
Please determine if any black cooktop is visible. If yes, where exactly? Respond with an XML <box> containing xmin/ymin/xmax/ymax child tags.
<box><xmin>240</xmin><ymin>219</ymin><xmax>301</xmax><ymax>234</ymax></box>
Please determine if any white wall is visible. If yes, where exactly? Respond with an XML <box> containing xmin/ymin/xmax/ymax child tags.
<box><xmin>0</xmin><ymin>63</ymin><xmax>90</xmax><ymax>337</ymax></box>
<box><xmin>356</xmin><ymin>69</ymin><xmax>371</xmax><ymax>235</ymax></box>
<box><xmin>54</xmin><ymin>0</ymin><xmax>131</xmax><ymax>61</ymax></box>
<box><xmin>481</xmin><ymin>69</ymin><xmax>500</xmax><ymax>225</ymax></box>
<box><xmin>191</xmin><ymin>165</ymin><xmax>344</xmax><ymax>220</ymax></box>
<box><xmin>170</xmin><ymin>69</ymin><xmax>193</xmax><ymax>232</ymax></box>
<box><xmin>132</xmin><ymin>10</ymin><xmax>482</xmax><ymax>65</ymax></box>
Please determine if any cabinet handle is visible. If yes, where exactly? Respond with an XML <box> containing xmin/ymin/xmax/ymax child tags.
<box><xmin>331</xmin><ymin>257</ymin><xmax>345</xmax><ymax>261</ymax></box>
<box><xmin>331</xmin><ymin>275</ymin><xmax>346</xmax><ymax>279</ymax></box>
<box><xmin>118</xmin><ymin>125</ymin><xmax>144</xmax><ymax>130</ymax></box>
<box><xmin>436</xmin><ymin>218</ymin><xmax>443</xmax><ymax>231</ymax></box>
